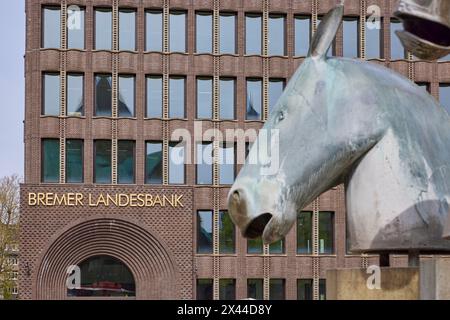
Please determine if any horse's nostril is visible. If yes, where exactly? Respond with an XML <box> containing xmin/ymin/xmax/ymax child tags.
<box><xmin>244</xmin><ymin>213</ymin><xmax>273</xmax><ymax>239</ymax></box>
<box><xmin>232</xmin><ymin>190</ymin><xmax>240</xmax><ymax>202</ymax></box>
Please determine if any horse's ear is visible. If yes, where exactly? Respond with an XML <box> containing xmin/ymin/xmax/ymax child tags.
<box><xmin>308</xmin><ymin>4</ymin><xmax>344</xmax><ymax>59</ymax></box>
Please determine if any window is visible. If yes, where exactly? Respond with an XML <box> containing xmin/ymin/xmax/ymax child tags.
<box><xmin>220</xmin><ymin>13</ymin><xmax>236</xmax><ymax>54</ymax></box>
<box><xmin>220</xmin><ymin>78</ymin><xmax>235</xmax><ymax>120</ymax></box>
<box><xmin>294</xmin><ymin>15</ymin><xmax>311</xmax><ymax>56</ymax></box>
<box><xmin>12</xmin><ymin>287</ymin><xmax>18</xmax><ymax>295</ymax></box>
<box><xmin>196</xmin><ymin>12</ymin><xmax>213</xmax><ymax>53</ymax></box>
<box><xmin>94</xmin><ymin>140</ymin><xmax>111</xmax><ymax>184</ymax></box>
<box><xmin>247</xmin><ymin>238</ymin><xmax>285</xmax><ymax>254</ymax></box>
<box><xmin>197</xmin><ymin>77</ymin><xmax>213</xmax><ymax>119</ymax></box>
<box><xmin>66</xmin><ymin>139</ymin><xmax>83</xmax><ymax>183</ymax></box>
<box><xmin>8</xmin><ymin>257</ymin><xmax>18</xmax><ymax>266</ymax></box>
<box><xmin>247</xmin><ymin>279</ymin><xmax>263</xmax><ymax>300</ymax></box>
<box><xmin>197</xmin><ymin>142</ymin><xmax>213</xmax><ymax>185</ymax></box>
<box><xmin>439</xmin><ymin>54</ymin><xmax>450</xmax><ymax>62</ymax></box>
<box><xmin>42</xmin><ymin>139</ymin><xmax>60</xmax><ymax>183</ymax></box>
<box><xmin>366</xmin><ymin>17</ymin><xmax>382</xmax><ymax>59</ymax></box>
<box><xmin>219</xmin><ymin>143</ymin><xmax>235</xmax><ymax>185</ymax></box>
<box><xmin>343</xmin><ymin>17</ymin><xmax>358</xmax><ymax>58</ymax></box>
<box><xmin>146</xmin><ymin>10</ymin><xmax>163</xmax><ymax>51</ymax></box>
<box><xmin>11</xmin><ymin>272</ymin><xmax>18</xmax><ymax>281</ymax></box>
<box><xmin>391</xmin><ymin>19</ymin><xmax>405</xmax><ymax>59</ymax></box>
<box><xmin>42</xmin><ymin>7</ymin><xmax>60</xmax><ymax>48</ymax></box>
<box><xmin>197</xmin><ymin>210</ymin><xmax>213</xmax><ymax>254</ymax></box>
<box><xmin>416</xmin><ymin>82</ymin><xmax>430</xmax><ymax>93</ymax></box>
<box><xmin>319</xmin><ymin>211</ymin><xmax>334</xmax><ymax>254</ymax></box>
<box><xmin>67</xmin><ymin>7</ymin><xmax>85</xmax><ymax>49</ymax></box>
<box><xmin>170</xmin><ymin>11</ymin><xmax>186</xmax><ymax>52</ymax></box>
<box><xmin>169</xmin><ymin>142</ymin><xmax>185</xmax><ymax>184</ymax></box>
<box><xmin>439</xmin><ymin>84</ymin><xmax>450</xmax><ymax>114</ymax></box>
<box><xmin>197</xmin><ymin>279</ymin><xmax>213</xmax><ymax>300</ymax></box>
<box><xmin>118</xmin><ymin>140</ymin><xmax>135</xmax><ymax>184</ymax></box>
<box><xmin>297</xmin><ymin>279</ymin><xmax>313</xmax><ymax>300</ymax></box>
<box><xmin>219</xmin><ymin>211</ymin><xmax>235</xmax><ymax>254</ymax></box>
<box><xmin>246</xmin><ymin>14</ymin><xmax>262</xmax><ymax>55</ymax></box>
<box><xmin>95</xmin><ymin>8</ymin><xmax>112</xmax><ymax>50</ymax></box>
<box><xmin>269</xmin><ymin>14</ymin><xmax>285</xmax><ymax>56</ymax></box>
<box><xmin>169</xmin><ymin>76</ymin><xmax>185</xmax><ymax>118</ymax></box>
<box><xmin>146</xmin><ymin>75</ymin><xmax>163</xmax><ymax>118</ymax></box>
<box><xmin>67</xmin><ymin>74</ymin><xmax>84</xmax><ymax>116</ymax></box>
<box><xmin>118</xmin><ymin>75</ymin><xmax>135</xmax><ymax>117</ymax></box>
<box><xmin>246</xmin><ymin>79</ymin><xmax>262</xmax><ymax>120</ymax></box>
<box><xmin>67</xmin><ymin>255</ymin><xmax>135</xmax><ymax>297</ymax></box>
<box><xmin>95</xmin><ymin>74</ymin><xmax>112</xmax><ymax>116</ymax></box>
<box><xmin>219</xmin><ymin>279</ymin><xmax>236</xmax><ymax>300</ymax></box>
<box><xmin>269</xmin><ymin>279</ymin><xmax>285</xmax><ymax>300</ymax></box>
<box><xmin>319</xmin><ymin>279</ymin><xmax>326</xmax><ymax>300</ymax></box>
<box><xmin>269</xmin><ymin>239</ymin><xmax>285</xmax><ymax>254</ymax></box>
<box><xmin>145</xmin><ymin>142</ymin><xmax>163</xmax><ymax>184</ymax></box>
<box><xmin>42</xmin><ymin>73</ymin><xmax>60</xmax><ymax>116</ymax></box>
<box><xmin>119</xmin><ymin>9</ymin><xmax>136</xmax><ymax>51</ymax></box>
<box><xmin>269</xmin><ymin>79</ymin><xmax>284</xmax><ymax>114</ymax></box>
<box><xmin>297</xmin><ymin>211</ymin><xmax>312</xmax><ymax>254</ymax></box>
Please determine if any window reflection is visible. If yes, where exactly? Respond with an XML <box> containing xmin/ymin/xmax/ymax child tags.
<box><xmin>94</xmin><ymin>140</ymin><xmax>112</xmax><ymax>184</ymax></box>
<box><xmin>95</xmin><ymin>74</ymin><xmax>112</xmax><ymax>116</ymax></box>
<box><xmin>43</xmin><ymin>73</ymin><xmax>60</xmax><ymax>116</ymax></box>
<box><xmin>269</xmin><ymin>79</ymin><xmax>284</xmax><ymax>114</ymax></box>
<box><xmin>391</xmin><ymin>19</ymin><xmax>405</xmax><ymax>59</ymax></box>
<box><xmin>169</xmin><ymin>76</ymin><xmax>185</xmax><ymax>118</ymax></box>
<box><xmin>146</xmin><ymin>10</ymin><xmax>163</xmax><ymax>51</ymax></box>
<box><xmin>343</xmin><ymin>17</ymin><xmax>358</xmax><ymax>58</ymax></box>
<box><xmin>169</xmin><ymin>142</ymin><xmax>185</xmax><ymax>184</ymax></box>
<box><xmin>246</xmin><ymin>79</ymin><xmax>262</xmax><ymax>120</ymax></box>
<box><xmin>95</xmin><ymin>8</ymin><xmax>112</xmax><ymax>50</ymax></box>
<box><xmin>319</xmin><ymin>211</ymin><xmax>334</xmax><ymax>254</ymax></box>
<box><xmin>196</xmin><ymin>12</ymin><xmax>213</xmax><ymax>53</ymax></box>
<box><xmin>269</xmin><ymin>14</ymin><xmax>285</xmax><ymax>56</ymax></box>
<box><xmin>297</xmin><ymin>211</ymin><xmax>312</xmax><ymax>254</ymax></box>
<box><xmin>67</xmin><ymin>7</ymin><xmax>85</xmax><ymax>49</ymax></box>
<box><xmin>295</xmin><ymin>15</ymin><xmax>310</xmax><ymax>56</ymax></box>
<box><xmin>319</xmin><ymin>279</ymin><xmax>326</xmax><ymax>300</ymax></box>
<box><xmin>119</xmin><ymin>9</ymin><xmax>136</xmax><ymax>51</ymax></box>
<box><xmin>146</xmin><ymin>75</ymin><xmax>163</xmax><ymax>118</ymax></box>
<box><xmin>118</xmin><ymin>75</ymin><xmax>135</xmax><ymax>117</ymax></box>
<box><xmin>118</xmin><ymin>140</ymin><xmax>135</xmax><ymax>184</ymax></box>
<box><xmin>67</xmin><ymin>74</ymin><xmax>84</xmax><ymax>116</ymax></box>
<box><xmin>219</xmin><ymin>143</ymin><xmax>235</xmax><ymax>185</ymax></box>
<box><xmin>145</xmin><ymin>142</ymin><xmax>163</xmax><ymax>184</ymax></box>
<box><xmin>170</xmin><ymin>11</ymin><xmax>186</xmax><ymax>52</ymax></box>
<box><xmin>66</xmin><ymin>139</ymin><xmax>83</xmax><ymax>183</ymax></box>
<box><xmin>440</xmin><ymin>84</ymin><xmax>450</xmax><ymax>114</ymax></box>
<box><xmin>42</xmin><ymin>139</ymin><xmax>60</xmax><ymax>183</ymax></box>
<box><xmin>297</xmin><ymin>279</ymin><xmax>313</xmax><ymax>300</ymax></box>
<box><xmin>197</xmin><ymin>77</ymin><xmax>213</xmax><ymax>119</ymax></box>
<box><xmin>197</xmin><ymin>210</ymin><xmax>213</xmax><ymax>253</ymax></box>
<box><xmin>220</xmin><ymin>13</ymin><xmax>236</xmax><ymax>54</ymax></box>
<box><xmin>219</xmin><ymin>211</ymin><xmax>235</xmax><ymax>254</ymax></box>
<box><xmin>269</xmin><ymin>279</ymin><xmax>285</xmax><ymax>300</ymax></box>
<box><xmin>366</xmin><ymin>17</ymin><xmax>382</xmax><ymax>59</ymax></box>
<box><xmin>196</xmin><ymin>142</ymin><xmax>213</xmax><ymax>184</ymax></box>
<box><xmin>197</xmin><ymin>279</ymin><xmax>213</xmax><ymax>300</ymax></box>
<box><xmin>42</xmin><ymin>7</ymin><xmax>61</xmax><ymax>48</ymax></box>
<box><xmin>219</xmin><ymin>279</ymin><xmax>236</xmax><ymax>300</ymax></box>
<box><xmin>248</xmin><ymin>279</ymin><xmax>263</xmax><ymax>300</ymax></box>
<box><xmin>220</xmin><ymin>78</ymin><xmax>235</xmax><ymax>120</ymax></box>
<box><xmin>246</xmin><ymin>14</ymin><xmax>262</xmax><ymax>55</ymax></box>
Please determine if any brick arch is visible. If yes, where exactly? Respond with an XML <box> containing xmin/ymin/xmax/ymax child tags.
<box><xmin>34</xmin><ymin>216</ymin><xmax>178</xmax><ymax>300</ymax></box>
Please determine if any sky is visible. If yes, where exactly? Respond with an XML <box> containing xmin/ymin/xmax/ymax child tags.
<box><xmin>0</xmin><ymin>1</ymin><xmax>25</xmax><ymax>178</ymax></box>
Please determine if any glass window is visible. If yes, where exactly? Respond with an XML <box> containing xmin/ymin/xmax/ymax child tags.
<box><xmin>196</xmin><ymin>12</ymin><xmax>213</xmax><ymax>53</ymax></box>
<box><xmin>319</xmin><ymin>279</ymin><xmax>326</xmax><ymax>300</ymax></box>
<box><xmin>197</xmin><ymin>279</ymin><xmax>213</xmax><ymax>300</ymax></box>
<box><xmin>43</xmin><ymin>73</ymin><xmax>60</xmax><ymax>116</ymax></box>
<box><xmin>197</xmin><ymin>142</ymin><xmax>213</xmax><ymax>185</ymax></box>
<box><xmin>246</xmin><ymin>14</ymin><xmax>262</xmax><ymax>55</ymax></box>
<box><xmin>297</xmin><ymin>211</ymin><xmax>312</xmax><ymax>254</ymax></box>
<box><xmin>219</xmin><ymin>279</ymin><xmax>236</xmax><ymax>300</ymax></box>
<box><xmin>297</xmin><ymin>279</ymin><xmax>313</xmax><ymax>300</ymax></box>
<box><xmin>119</xmin><ymin>9</ymin><xmax>136</xmax><ymax>51</ymax></box>
<box><xmin>439</xmin><ymin>54</ymin><xmax>450</xmax><ymax>62</ymax></box>
<box><xmin>219</xmin><ymin>143</ymin><xmax>235</xmax><ymax>185</ymax></box>
<box><xmin>246</xmin><ymin>79</ymin><xmax>262</xmax><ymax>120</ymax></box>
<box><xmin>169</xmin><ymin>142</ymin><xmax>185</xmax><ymax>184</ymax></box>
<box><xmin>170</xmin><ymin>11</ymin><xmax>186</xmax><ymax>52</ymax></box>
<box><xmin>269</xmin><ymin>239</ymin><xmax>284</xmax><ymax>254</ymax></box>
<box><xmin>94</xmin><ymin>140</ymin><xmax>111</xmax><ymax>184</ymax></box>
<box><xmin>247</xmin><ymin>279</ymin><xmax>263</xmax><ymax>300</ymax></box>
<box><xmin>219</xmin><ymin>211</ymin><xmax>235</xmax><ymax>254</ymax></box>
<box><xmin>269</xmin><ymin>279</ymin><xmax>285</xmax><ymax>300</ymax></box>
<box><xmin>269</xmin><ymin>79</ymin><xmax>284</xmax><ymax>114</ymax></box>
<box><xmin>42</xmin><ymin>139</ymin><xmax>60</xmax><ymax>183</ymax></box>
<box><xmin>42</xmin><ymin>7</ymin><xmax>61</xmax><ymax>48</ymax></box>
<box><xmin>343</xmin><ymin>17</ymin><xmax>358</xmax><ymax>58</ymax></box>
<box><xmin>319</xmin><ymin>211</ymin><xmax>334</xmax><ymax>254</ymax></box>
<box><xmin>220</xmin><ymin>78</ymin><xmax>235</xmax><ymax>120</ymax></box>
<box><xmin>294</xmin><ymin>15</ymin><xmax>310</xmax><ymax>56</ymax></box>
<box><xmin>95</xmin><ymin>8</ymin><xmax>112</xmax><ymax>50</ymax></box>
<box><xmin>197</xmin><ymin>210</ymin><xmax>213</xmax><ymax>254</ymax></box>
<box><xmin>67</xmin><ymin>255</ymin><xmax>135</xmax><ymax>297</ymax></box>
<box><xmin>95</xmin><ymin>74</ymin><xmax>112</xmax><ymax>116</ymax></box>
<box><xmin>67</xmin><ymin>74</ymin><xmax>84</xmax><ymax>116</ymax></box>
<box><xmin>220</xmin><ymin>13</ymin><xmax>236</xmax><ymax>54</ymax></box>
<box><xmin>391</xmin><ymin>19</ymin><xmax>405</xmax><ymax>59</ymax></box>
<box><xmin>66</xmin><ymin>139</ymin><xmax>83</xmax><ymax>183</ymax></box>
<box><xmin>67</xmin><ymin>6</ymin><xmax>85</xmax><ymax>49</ymax></box>
<box><xmin>146</xmin><ymin>10</ymin><xmax>163</xmax><ymax>51</ymax></box>
<box><xmin>118</xmin><ymin>140</ymin><xmax>135</xmax><ymax>184</ymax></box>
<box><xmin>169</xmin><ymin>76</ymin><xmax>185</xmax><ymax>118</ymax></box>
<box><xmin>269</xmin><ymin>14</ymin><xmax>285</xmax><ymax>56</ymax></box>
<box><xmin>366</xmin><ymin>17</ymin><xmax>381</xmax><ymax>59</ymax></box>
<box><xmin>118</xmin><ymin>75</ymin><xmax>135</xmax><ymax>117</ymax></box>
<box><xmin>197</xmin><ymin>77</ymin><xmax>213</xmax><ymax>119</ymax></box>
<box><xmin>416</xmin><ymin>82</ymin><xmax>430</xmax><ymax>93</ymax></box>
<box><xmin>146</xmin><ymin>75</ymin><xmax>163</xmax><ymax>118</ymax></box>
<box><xmin>145</xmin><ymin>142</ymin><xmax>163</xmax><ymax>184</ymax></box>
<box><xmin>440</xmin><ymin>84</ymin><xmax>450</xmax><ymax>114</ymax></box>
<box><xmin>247</xmin><ymin>238</ymin><xmax>263</xmax><ymax>254</ymax></box>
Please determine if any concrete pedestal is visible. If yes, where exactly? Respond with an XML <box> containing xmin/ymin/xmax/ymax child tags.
<box><xmin>326</xmin><ymin>267</ymin><xmax>419</xmax><ymax>300</ymax></box>
<box><xmin>420</xmin><ymin>257</ymin><xmax>450</xmax><ymax>300</ymax></box>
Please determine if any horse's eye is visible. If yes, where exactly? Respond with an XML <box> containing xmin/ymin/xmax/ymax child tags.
<box><xmin>278</xmin><ymin>111</ymin><xmax>285</xmax><ymax>122</ymax></box>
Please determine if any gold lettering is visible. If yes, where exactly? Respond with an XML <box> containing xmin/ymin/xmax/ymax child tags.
<box><xmin>137</xmin><ymin>194</ymin><xmax>145</xmax><ymax>207</ymax></box>
<box><xmin>97</xmin><ymin>194</ymin><xmax>107</xmax><ymax>206</ymax></box>
<box><xmin>45</xmin><ymin>193</ymin><xmax>54</xmax><ymax>206</ymax></box>
<box><xmin>76</xmin><ymin>193</ymin><xmax>84</xmax><ymax>206</ymax></box>
<box><xmin>28</xmin><ymin>193</ymin><xmax>37</xmax><ymax>206</ymax></box>
<box><xmin>88</xmin><ymin>194</ymin><xmax>96</xmax><ymax>206</ymax></box>
<box><xmin>145</xmin><ymin>194</ymin><xmax>153</xmax><ymax>207</ymax></box>
<box><xmin>129</xmin><ymin>194</ymin><xmax>137</xmax><ymax>207</ymax></box>
<box><xmin>37</xmin><ymin>193</ymin><xmax>45</xmax><ymax>206</ymax></box>
<box><xmin>54</xmin><ymin>193</ymin><xmax>65</xmax><ymax>206</ymax></box>
<box><xmin>153</xmin><ymin>195</ymin><xmax>163</xmax><ymax>207</ymax></box>
<box><xmin>67</xmin><ymin>193</ymin><xmax>76</xmax><ymax>206</ymax></box>
<box><xmin>118</xmin><ymin>194</ymin><xmax>128</xmax><ymax>207</ymax></box>
<box><xmin>163</xmin><ymin>195</ymin><xmax>174</xmax><ymax>207</ymax></box>
<box><xmin>174</xmin><ymin>195</ymin><xmax>184</xmax><ymax>207</ymax></box>
<box><xmin>107</xmin><ymin>194</ymin><xmax>118</xmax><ymax>207</ymax></box>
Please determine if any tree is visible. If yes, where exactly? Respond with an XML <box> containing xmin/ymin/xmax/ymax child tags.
<box><xmin>0</xmin><ymin>175</ymin><xmax>20</xmax><ymax>299</ymax></box>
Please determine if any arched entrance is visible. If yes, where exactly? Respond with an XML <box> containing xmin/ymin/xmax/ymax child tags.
<box><xmin>34</xmin><ymin>216</ymin><xmax>178</xmax><ymax>299</ymax></box>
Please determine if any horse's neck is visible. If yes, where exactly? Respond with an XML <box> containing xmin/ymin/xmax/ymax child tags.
<box><xmin>345</xmin><ymin>129</ymin><xmax>450</xmax><ymax>252</ymax></box>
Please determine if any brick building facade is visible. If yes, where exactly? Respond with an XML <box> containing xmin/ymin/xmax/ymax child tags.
<box><xmin>20</xmin><ymin>0</ymin><xmax>450</xmax><ymax>300</ymax></box>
